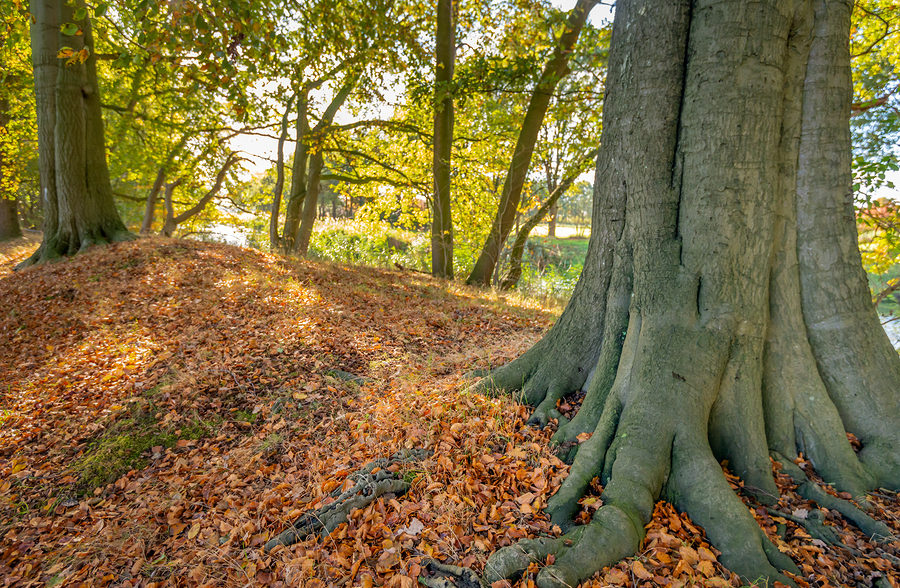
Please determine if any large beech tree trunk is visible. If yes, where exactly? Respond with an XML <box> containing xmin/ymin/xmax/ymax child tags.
<box><xmin>480</xmin><ymin>1</ymin><xmax>900</xmax><ymax>586</ymax></box>
<box><xmin>431</xmin><ymin>0</ymin><xmax>455</xmax><ymax>279</ymax></box>
<box><xmin>20</xmin><ymin>0</ymin><xmax>131</xmax><ymax>268</ymax></box>
<box><xmin>465</xmin><ymin>0</ymin><xmax>599</xmax><ymax>286</ymax></box>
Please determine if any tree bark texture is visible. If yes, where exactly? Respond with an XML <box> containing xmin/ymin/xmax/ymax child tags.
<box><xmin>465</xmin><ymin>0</ymin><xmax>599</xmax><ymax>286</ymax></box>
<box><xmin>0</xmin><ymin>199</ymin><xmax>22</xmax><ymax>242</ymax></box>
<box><xmin>20</xmin><ymin>0</ymin><xmax>131</xmax><ymax>268</ymax></box>
<box><xmin>479</xmin><ymin>1</ymin><xmax>900</xmax><ymax>586</ymax></box>
<box><xmin>431</xmin><ymin>0</ymin><xmax>455</xmax><ymax>279</ymax></box>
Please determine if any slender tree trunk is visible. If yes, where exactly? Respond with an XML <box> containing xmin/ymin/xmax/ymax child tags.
<box><xmin>547</xmin><ymin>201</ymin><xmax>558</xmax><ymax>238</ymax></box>
<box><xmin>142</xmin><ymin>133</ymin><xmax>191</xmax><ymax>235</ymax></box>
<box><xmin>0</xmin><ymin>199</ymin><xmax>22</xmax><ymax>241</ymax></box>
<box><xmin>282</xmin><ymin>91</ymin><xmax>309</xmax><ymax>253</ymax></box>
<box><xmin>161</xmin><ymin>179</ymin><xmax>183</xmax><ymax>237</ymax></box>
<box><xmin>431</xmin><ymin>0</ymin><xmax>455</xmax><ymax>278</ymax></box>
<box><xmin>479</xmin><ymin>1</ymin><xmax>900</xmax><ymax>586</ymax></box>
<box><xmin>295</xmin><ymin>79</ymin><xmax>357</xmax><ymax>256</ymax></box>
<box><xmin>269</xmin><ymin>95</ymin><xmax>294</xmax><ymax>249</ymax></box>
<box><xmin>466</xmin><ymin>0</ymin><xmax>599</xmax><ymax>286</ymax></box>
<box><xmin>140</xmin><ymin>168</ymin><xmax>166</xmax><ymax>234</ymax></box>
<box><xmin>0</xmin><ymin>94</ymin><xmax>22</xmax><ymax>241</ymax></box>
<box><xmin>500</xmin><ymin>148</ymin><xmax>596</xmax><ymax>290</ymax></box>
<box><xmin>20</xmin><ymin>0</ymin><xmax>131</xmax><ymax>268</ymax></box>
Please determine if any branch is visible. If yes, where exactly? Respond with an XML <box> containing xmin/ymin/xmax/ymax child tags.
<box><xmin>172</xmin><ymin>153</ymin><xmax>242</xmax><ymax>225</ymax></box>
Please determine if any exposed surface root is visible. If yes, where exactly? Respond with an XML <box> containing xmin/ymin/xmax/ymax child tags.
<box><xmin>264</xmin><ymin>449</ymin><xmax>430</xmax><ymax>552</ymax></box>
<box><xmin>16</xmin><ymin>228</ymin><xmax>134</xmax><ymax>269</ymax></box>
<box><xmin>420</xmin><ymin>559</ymin><xmax>486</xmax><ymax>588</ymax></box>
<box><xmin>475</xmin><ymin>338</ymin><xmax>593</xmax><ymax>425</ymax></box>
<box><xmin>773</xmin><ymin>453</ymin><xmax>894</xmax><ymax>542</ymax></box>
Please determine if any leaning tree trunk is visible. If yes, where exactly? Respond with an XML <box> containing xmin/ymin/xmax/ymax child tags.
<box><xmin>20</xmin><ymin>0</ymin><xmax>131</xmax><ymax>268</ymax></box>
<box><xmin>479</xmin><ymin>1</ymin><xmax>900</xmax><ymax>586</ymax></box>
<box><xmin>295</xmin><ymin>79</ymin><xmax>356</xmax><ymax>256</ymax></box>
<box><xmin>465</xmin><ymin>0</ymin><xmax>599</xmax><ymax>286</ymax></box>
<box><xmin>161</xmin><ymin>153</ymin><xmax>239</xmax><ymax>237</ymax></box>
<box><xmin>500</xmin><ymin>147</ymin><xmax>597</xmax><ymax>291</ymax></box>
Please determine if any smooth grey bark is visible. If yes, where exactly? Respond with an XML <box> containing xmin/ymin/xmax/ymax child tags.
<box><xmin>466</xmin><ymin>0</ymin><xmax>599</xmax><ymax>286</ymax></box>
<box><xmin>161</xmin><ymin>152</ymin><xmax>239</xmax><ymax>237</ymax></box>
<box><xmin>795</xmin><ymin>0</ymin><xmax>900</xmax><ymax>490</ymax></box>
<box><xmin>295</xmin><ymin>79</ymin><xmax>357</xmax><ymax>256</ymax></box>
<box><xmin>269</xmin><ymin>95</ymin><xmax>294</xmax><ymax>249</ymax></box>
<box><xmin>480</xmin><ymin>1</ymin><xmax>899</xmax><ymax>586</ymax></box>
<box><xmin>431</xmin><ymin>0</ymin><xmax>455</xmax><ymax>278</ymax></box>
<box><xmin>20</xmin><ymin>0</ymin><xmax>131</xmax><ymax>268</ymax></box>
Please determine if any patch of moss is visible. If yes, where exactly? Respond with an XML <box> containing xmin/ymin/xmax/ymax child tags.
<box><xmin>233</xmin><ymin>409</ymin><xmax>258</xmax><ymax>423</ymax></box>
<box><xmin>70</xmin><ymin>403</ymin><xmax>219</xmax><ymax>492</ymax></box>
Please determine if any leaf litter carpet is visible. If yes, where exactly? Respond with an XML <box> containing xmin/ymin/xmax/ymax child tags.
<box><xmin>0</xmin><ymin>237</ymin><xmax>897</xmax><ymax>587</ymax></box>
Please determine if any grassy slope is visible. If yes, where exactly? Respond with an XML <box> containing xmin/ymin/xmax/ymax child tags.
<box><xmin>0</xmin><ymin>237</ymin><xmax>897</xmax><ymax>587</ymax></box>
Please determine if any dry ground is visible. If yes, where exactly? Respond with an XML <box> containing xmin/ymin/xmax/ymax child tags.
<box><xmin>0</xmin><ymin>237</ymin><xmax>896</xmax><ymax>587</ymax></box>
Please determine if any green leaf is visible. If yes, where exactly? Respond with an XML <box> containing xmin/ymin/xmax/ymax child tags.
<box><xmin>73</xmin><ymin>7</ymin><xmax>87</xmax><ymax>21</ymax></box>
<box><xmin>60</xmin><ymin>23</ymin><xmax>79</xmax><ymax>36</ymax></box>
<box><xmin>94</xmin><ymin>3</ymin><xmax>108</xmax><ymax>17</ymax></box>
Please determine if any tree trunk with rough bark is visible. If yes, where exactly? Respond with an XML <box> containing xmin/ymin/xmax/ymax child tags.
<box><xmin>431</xmin><ymin>0</ymin><xmax>455</xmax><ymax>278</ymax></box>
<box><xmin>20</xmin><ymin>0</ymin><xmax>131</xmax><ymax>268</ymax></box>
<box><xmin>465</xmin><ymin>0</ymin><xmax>599</xmax><ymax>286</ymax></box>
<box><xmin>479</xmin><ymin>1</ymin><xmax>900</xmax><ymax>586</ymax></box>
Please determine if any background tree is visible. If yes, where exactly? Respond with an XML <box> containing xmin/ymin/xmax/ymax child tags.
<box><xmin>0</xmin><ymin>4</ymin><xmax>37</xmax><ymax>240</ymax></box>
<box><xmin>20</xmin><ymin>0</ymin><xmax>132</xmax><ymax>267</ymax></box>
<box><xmin>431</xmin><ymin>0</ymin><xmax>456</xmax><ymax>278</ymax></box>
<box><xmin>478</xmin><ymin>1</ymin><xmax>900</xmax><ymax>586</ymax></box>
<box><xmin>466</xmin><ymin>0</ymin><xmax>600</xmax><ymax>286</ymax></box>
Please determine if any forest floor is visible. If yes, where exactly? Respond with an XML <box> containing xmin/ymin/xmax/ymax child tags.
<box><xmin>0</xmin><ymin>237</ymin><xmax>898</xmax><ymax>588</ymax></box>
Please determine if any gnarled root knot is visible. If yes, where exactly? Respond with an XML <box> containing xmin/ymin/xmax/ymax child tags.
<box><xmin>264</xmin><ymin>448</ymin><xmax>430</xmax><ymax>552</ymax></box>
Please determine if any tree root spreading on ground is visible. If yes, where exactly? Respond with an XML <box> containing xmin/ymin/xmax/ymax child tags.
<box><xmin>264</xmin><ymin>448</ymin><xmax>430</xmax><ymax>552</ymax></box>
